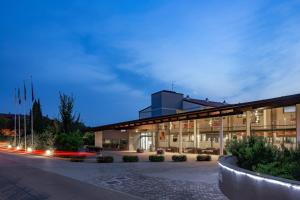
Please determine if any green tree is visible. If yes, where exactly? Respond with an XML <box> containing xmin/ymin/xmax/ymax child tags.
<box><xmin>58</xmin><ymin>92</ymin><xmax>81</xmax><ymax>133</ymax></box>
<box><xmin>32</xmin><ymin>99</ymin><xmax>44</xmax><ymax>134</ymax></box>
<box><xmin>54</xmin><ymin>131</ymin><xmax>83</xmax><ymax>151</ymax></box>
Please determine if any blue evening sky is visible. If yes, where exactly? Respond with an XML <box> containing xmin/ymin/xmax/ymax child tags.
<box><xmin>1</xmin><ymin>0</ymin><xmax>300</xmax><ymax>126</ymax></box>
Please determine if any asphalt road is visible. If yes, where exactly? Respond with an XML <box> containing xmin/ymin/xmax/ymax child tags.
<box><xmin>0</xmin><ymin>152</ymin><xmax>142</xmax><ymax>200</ymax></box>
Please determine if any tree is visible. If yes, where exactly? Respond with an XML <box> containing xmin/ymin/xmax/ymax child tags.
<box><xmin>32</xmin><ymin>99</ymin><xmax>44</xmax><ymax>134</ymax></box>
<box><xmin>58</xmin><ymin>92</ymin><xmax>80</xmax><ymax>133</ymax></box>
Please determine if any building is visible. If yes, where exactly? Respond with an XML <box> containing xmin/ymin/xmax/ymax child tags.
<box><xmin>90</xmin><ymin>91</ymin><xmax>300</xmax><ymax>155</ymax></box>
<box><xmin>139</xmin><ymin>90</ymin><xmax>226</xmax><ymax>119</ymax></box>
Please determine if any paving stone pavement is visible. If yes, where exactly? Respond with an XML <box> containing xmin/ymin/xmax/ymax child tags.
<box><xmin>0</xmin><ymin>151</ymin><xmax>228</xmax><ymax>200</ymax></box>
<box><xmin>91</xmin><ymin>170</ymin><xmax>228</xmax><ymax>200</ymax></box>
<box><xmin>0</xmin><ymin>173</ymin><xmax>49</xmax><ymax>200</ymax></box>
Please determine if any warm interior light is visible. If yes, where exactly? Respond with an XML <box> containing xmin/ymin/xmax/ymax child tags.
<box><xmin>8</xmin><ymin>144</ymin><xmax>12</xmax><ymax>149</ymax></box>
<box><xmin>45</xmin><ymin>149</ymin><xmax>53</xmax><ymax>156</ymax></box>
<box><xmin>16</xmin><ymin>146</ymin><xmax>20</xmax><ymax>150</ymax></box>
<box><xmin>27</xmin><ymin>147</ymin><xmax>33</xmax><ymax>153</ymax></box>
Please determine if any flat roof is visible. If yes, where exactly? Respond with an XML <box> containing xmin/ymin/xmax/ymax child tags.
<box><xmin>89</xmin><ymin>93</ymin><xmax>300</xmax><ymax>132</ymax></box>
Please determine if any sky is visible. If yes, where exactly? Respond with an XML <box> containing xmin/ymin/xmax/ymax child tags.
<box><xmin>1</xmin><ymin>0</ymin><xmax>300</xmax><ymax>126</ymax></box>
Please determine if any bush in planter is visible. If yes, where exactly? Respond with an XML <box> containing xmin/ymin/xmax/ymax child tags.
<box><xmin>97</xmin><ymin>156</ymin><xmax>114</xmax><ymax>163</ymax></box>
<box><xmin>172</xmin><ymin>155</ymin><xmax>187</xmax><ymax>162</ymax></box>
<box><xmin>149</xmin><ymin>155</ymin><xmax>165</xmax><ymax>162</ymax></box>
<box><xmin>197</xmin><ymin>154</ymin><xmax>211</xmax><ymax>161</ymax></box>
<box><xmin>123</xmin><ymin>155</ymin><xmax>139</xmax><ymax>162</ymax></box>
<box><xmin>70</xmin><ymin>155</ymin><xmax>86</xmax><ymax>162</ymax></box>
<box><xmin>136</xmin><ymin>148</ymin><xmax>144</xmax><ymax>153</ymax></box>
<box><xmin>156</xmin><ymin>149</ymin><xmax>164</xmax><ymax>155</ymax></box>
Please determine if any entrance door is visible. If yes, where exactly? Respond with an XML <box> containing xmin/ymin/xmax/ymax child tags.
<box><xmin>140</xmin><ymin>132</ymin><xmax>152</xmax><ymax>150</ymax></box>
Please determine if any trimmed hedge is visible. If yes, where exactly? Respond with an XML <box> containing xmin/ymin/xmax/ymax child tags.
<box><xmin>172</xmin><ymin>155</ymin><xmax>187</xmax><ymax>162</ymax></box>
<box><xmin>70</xmin><ymin>156</ymin><xmax>86</xmax><ymax>162</ymax></box>
<box><xmin>123</xmin><ymin>155</ymin><xmax>139</xmax><ymax>162</ymax></box>
<box><xmin>97</xmin><ymin>156</ymin><xmax>114</xmax><ymax>163</ymax></box>
<box><xmin>149</xmin><ymin>155</ymin><xmax>165</xmax><ymax>162</ymax></box>
<box><xmin>197</xmin><ymin>154</ymin><xmax>212</xmax><ymax>161</ymax></box>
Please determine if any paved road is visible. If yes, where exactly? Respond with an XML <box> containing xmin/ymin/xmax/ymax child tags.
<box><xmin>0</xmin><ymin>152</ymin><xmax>141</xmax><ymax>200</ymax></box>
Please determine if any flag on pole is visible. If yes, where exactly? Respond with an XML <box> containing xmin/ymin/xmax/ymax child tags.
<box><xmin>18</xmin><ymin>88</ymin><xmax>21</xmax><ymax>104</ymax></box>
<box><xmin>31</xmin><ymin>79</ymin><xmax>34</xmax><ymax>102</ymax></box>
<box><xmin>24</xmin><ymin>81</ymin><xmax>27</xmax><ymax>101</ymax></box>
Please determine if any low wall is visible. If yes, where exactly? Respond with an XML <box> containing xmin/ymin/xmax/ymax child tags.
<box><xmin>218</xmin><ymin>156</ymin><xmax>300</xmax><ymax>200</ymax></box>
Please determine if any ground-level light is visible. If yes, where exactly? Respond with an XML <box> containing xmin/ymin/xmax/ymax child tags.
<box><xmin>16</xmin><ymin>146</ymin><xmax>21</xmax><ymax>150</ymax></box>
<box><xmin>45</xmin><ymin>149</ymin><xmax>53</xmax><ymax>156</ymax></box>
<box><xmin>8</xmin><ymin>144</ymin><xmax>12</xmax><ymax>149</ymax></box>
<box><xmin>27</xmin><ymin>147</ymin><xmax>33</xmax><ymax>153</ymax></box>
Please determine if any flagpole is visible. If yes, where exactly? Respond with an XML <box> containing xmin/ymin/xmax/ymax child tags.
<box><xmin>18</xmin><ymin>88</ymin><xmax>21</xmax><ymax>147</ymax></box>
<box><xmin>14</xmin><ymin>88</ymin><xmax>17</xmax><ymax>146</ymax></box>
<box><xmin>23</xmin><ymin>81</ymin><xmax>27</xmax><ymax>150</ymax></box>
<box><xmin>30</xmin><ymin>76</ymin><xmax>34</xmax><ymax>148</ymax></box>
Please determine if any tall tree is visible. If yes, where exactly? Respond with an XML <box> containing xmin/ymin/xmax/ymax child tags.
<box><xmin>32</xmin><ymin>99</ymin><xmax>44</xmax><ymax>134</ymax></box>
<box><xmin>58</xmin><ymin>92</ymin><xmax>80</xmax><ymax>133</ymax></box>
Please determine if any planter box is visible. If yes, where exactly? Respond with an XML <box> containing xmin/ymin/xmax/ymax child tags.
<box><xmin>172</xmin><ymin>155</ymin><xmax>187</xmax><ymax>162</ymax></box>
<box><xmin>123</xmin><ymin>155</ymin><xmax>139</xmax><ymax>162</ymax></box>
<box><xmin>96</xmin><ymin>156</ymin><xmax>114</xmax><ymax>163</ymax></box>
<box><xmin>219</xmin><ymin>156</ymin><xmax>300</xmax><ymax>200</ymax></box>
<box><xmin>149</xmin><ymin>155</ymin><xmax>165</xmax><ymax>162</ymax></box>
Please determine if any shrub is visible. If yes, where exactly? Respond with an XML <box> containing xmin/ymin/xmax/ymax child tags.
<box><xmin>34</xmin><ymin>127</ymin><xmax>55</xmax><ymax>150</ymax></box>
<box><xmin>70</xmin><ymin>156</ymin><xmax>86</xmax><ymax>162</ymax></box>
<box><xmin>97</xmin><ymin>156</ymin><xmax>114</xmax><ymax>163</ymax></box>
<box><xmin>83</xmin><ymin>132</ymin><xmax>95</xmax><ymax>146</ymax></box>
<box><xmin>197</xmin><ymin>154</ymin><xmax>211</xmax><ymax>161</ymax></box>
<box><xmin>227</xmin><ymin>136</ymin><xmax>300</xmax><ymax>181</ymax></box>
<box><xmin>123</xmin><ymin>155</ymin><xmax>139</xmax><ymax>162</ymax></box>
<box><xmin>157</xmin><ymin>149</ymin><xmax>164</xmax><ymax>155</ymax></box>
<box><xmin>227</xmin><ymin>136</ymin><xmax>276</xmax><ymax>170</ymax></box>
<box><xmin>149</xmin><ymin>155</ymin><xmax>165</xmax><ymax>162</ymax></box>
<box><xmin>172</xmin><ymin>155</ymin><xmax>187</xmax><ymax>162</ymax></box>
<box><xmin>54</xmin><ymin>131</ymin><xmax>83</xmax><ymax>151</ymax></box>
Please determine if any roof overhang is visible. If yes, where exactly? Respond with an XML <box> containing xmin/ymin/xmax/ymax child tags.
<box><xmin>88</xmin><ymin>93</ymin><xmax>300</xmax><ymax>132</ymax></box>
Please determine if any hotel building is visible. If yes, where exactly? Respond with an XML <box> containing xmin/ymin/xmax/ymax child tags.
<box><xmin>91</xmin><ymin>90</ymin><xmax>300</xmax><ymax>155</ymax></box>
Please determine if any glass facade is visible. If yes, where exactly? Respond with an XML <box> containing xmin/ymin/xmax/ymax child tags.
<box><xmin>131</xmin><ymin>105</ymin><xmax>297</xmax><ymax>154</ymax></box>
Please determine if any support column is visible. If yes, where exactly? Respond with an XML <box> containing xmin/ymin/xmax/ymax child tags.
<box><xmin>152</xmin><ymin>131</ymin><xmax>155</xmax><ymax>151</ymax></box>
<box><xmin>128</xmin><ymin>130</ymin><xmax>135</xmax><ymax>151</ymax></box>
<box><xmin>263</xmin><ymin>109</ymin><xmax>267</xmax><ymax>138</ymax></box>
<box><xmin>193</xmin><ymin>120</ymin><xmax>197</xmax><ymax>152</ymax></box>
<box><xmin>246</xmin><ymin>111</ymin><xmax>251</xmax><ymax>137</ymax></box>
<box><xmin>179</xmin><ymin>121</ymin><xmax>183</xmax><ymax>154</ymax></box>
<box><xmin>155</xmin><ymin>124</ymin><xmax>159</xmax><ymax>150</ymax></box>
<box><xmin>296</xmin><ymin>104</ymin><xmax>300</xmax><ymax>147</ymax></box>
<box><xmin>219</xmin><ymin>117</ymin><xmax>224</xmax><ymax>156</ymax></box>
<box><xmin>95</xmin><ymin>131</ymin><xmax>103</xmax><ymax>148</ymax></box>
